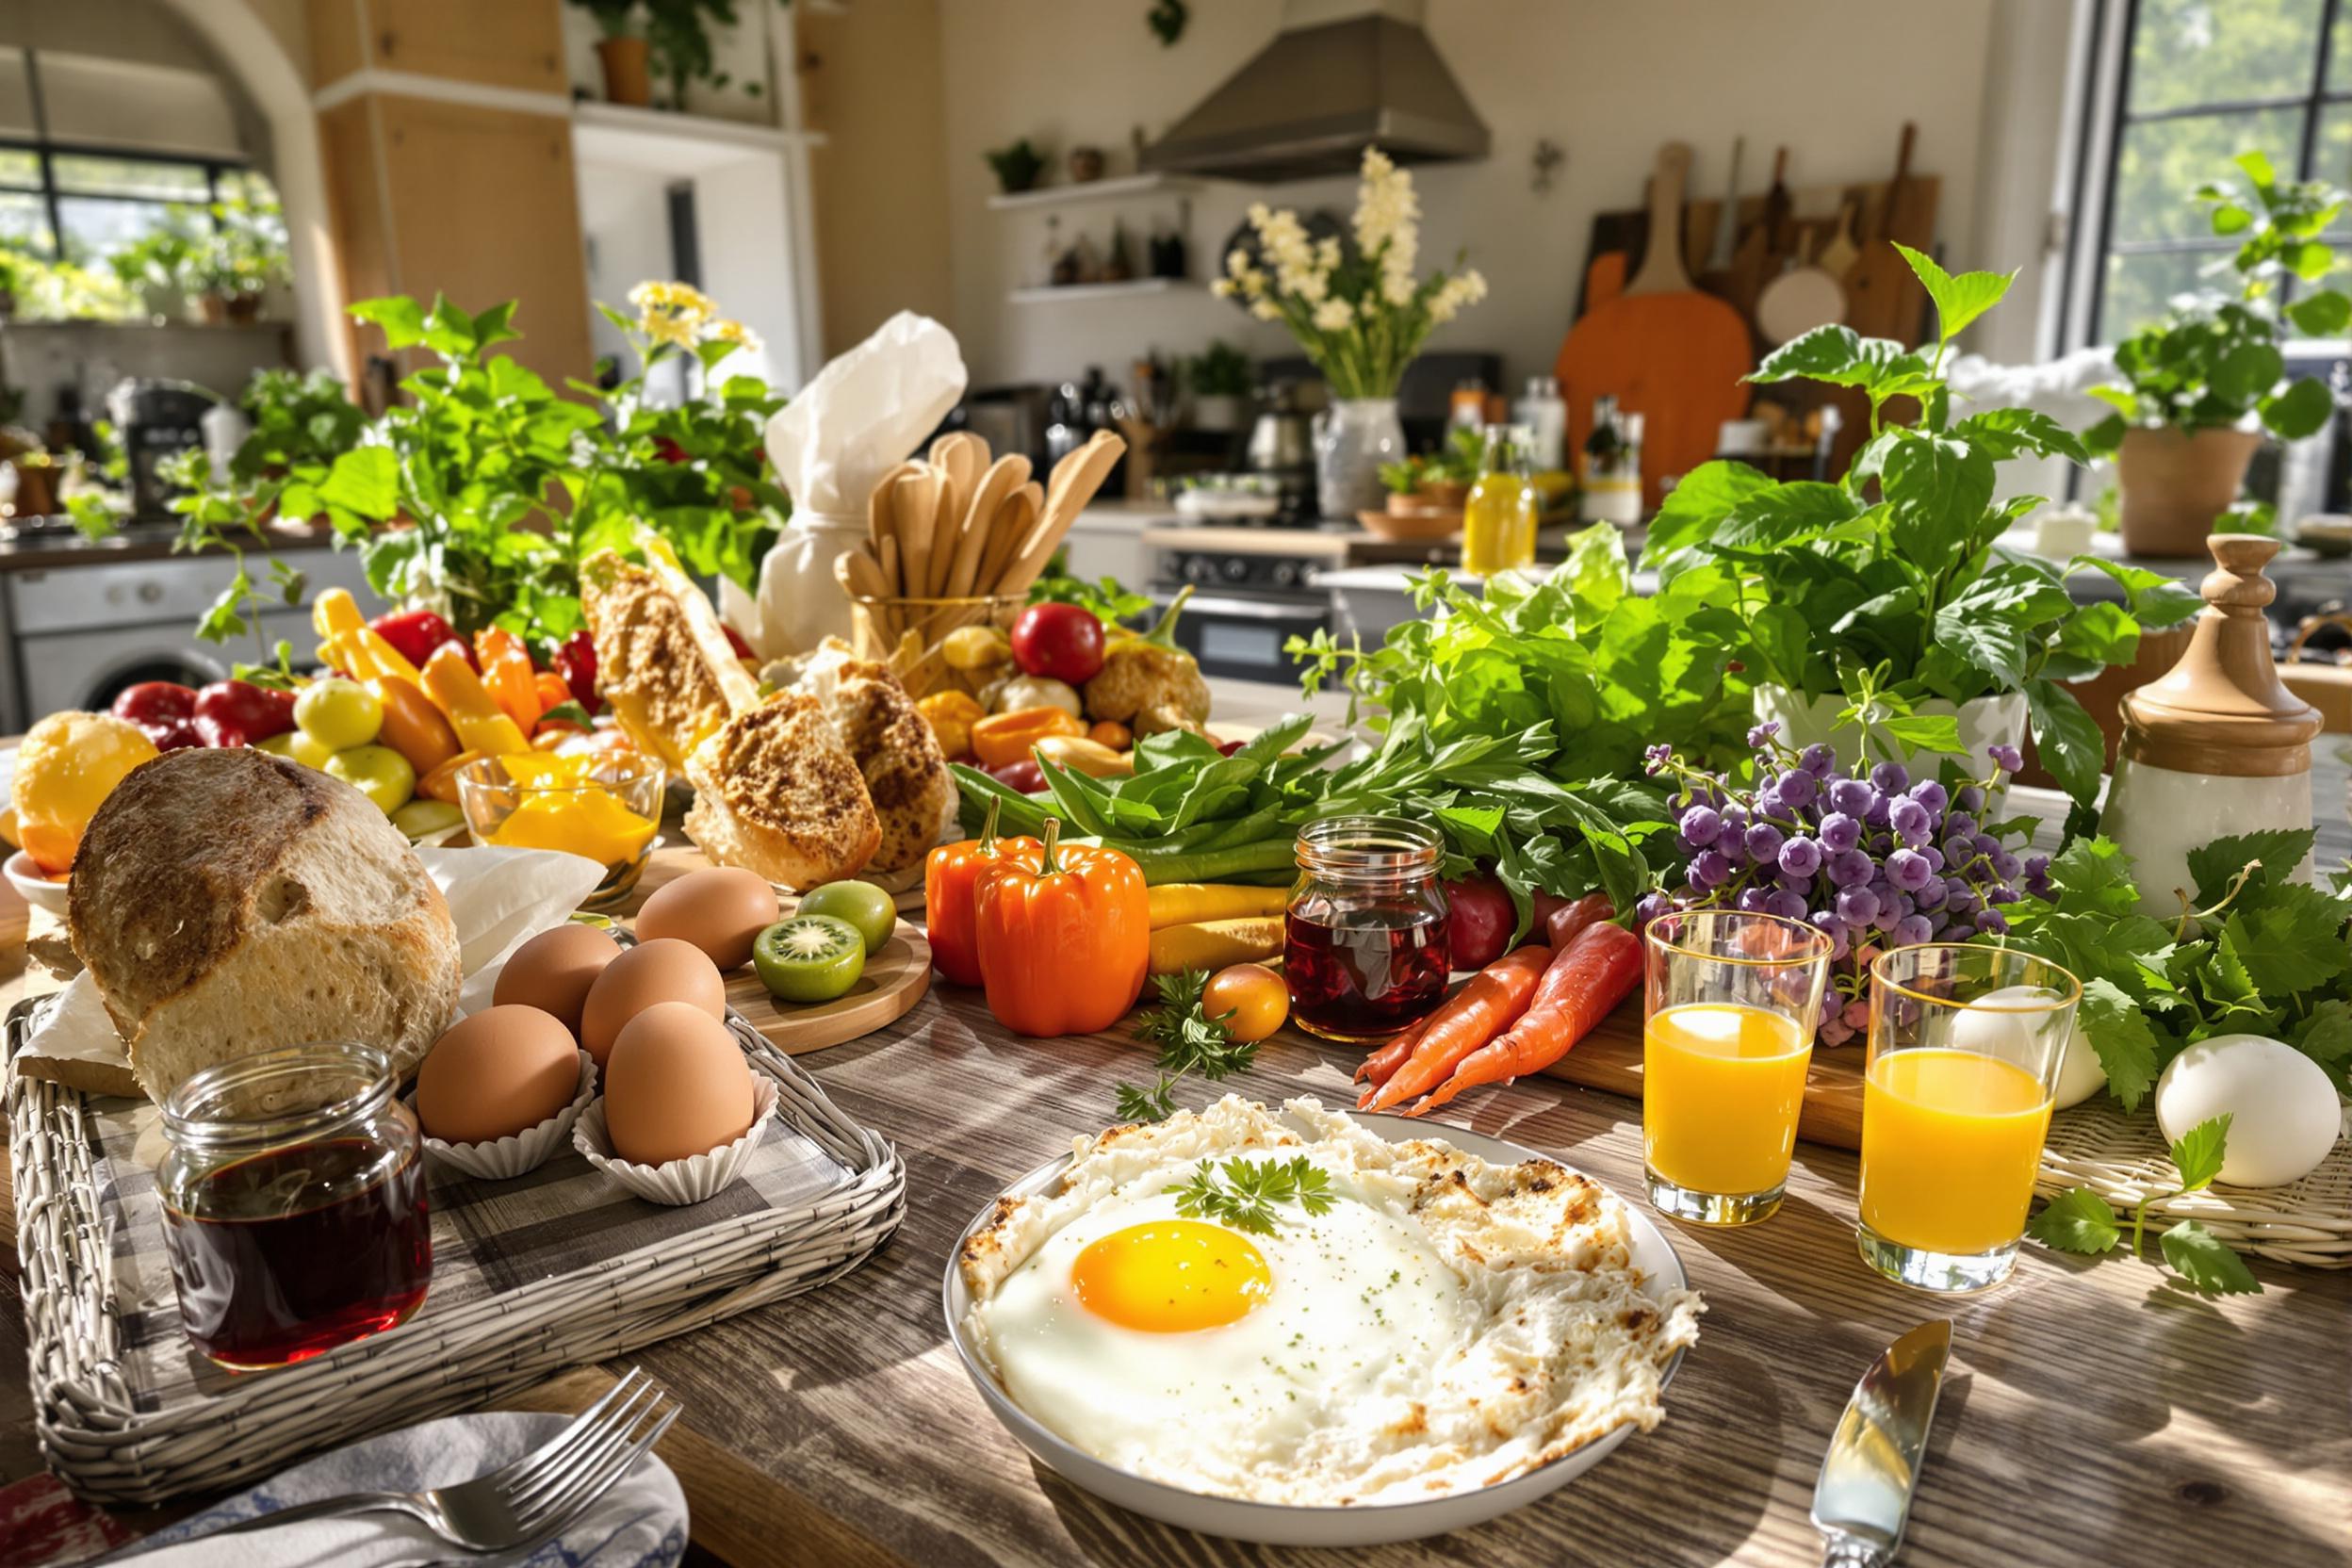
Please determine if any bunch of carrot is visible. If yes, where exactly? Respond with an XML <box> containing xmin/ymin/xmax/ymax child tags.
<box><xmin>1357</xmin><ymin>892</ymin><xmax>1642</xmax><ymax>1117</ymax></box>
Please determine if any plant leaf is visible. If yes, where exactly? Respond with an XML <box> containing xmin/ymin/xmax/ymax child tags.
<box><xmin>2261</xmin><ymin>376</ymin><xmax>2333</xmax><ymax>440</ymax></box>
<box><xmin>2168</xmin><ymin>1113</ymin><xmax>2232</xmax><ymax>1193</ymax></box>
<box><xmin>1894</xmin><ymin>242</ymin><xmax>2016</xmax><ymax>344</ymax></box>
<box><xmin>2026</xmin><ymin>1187</ymin><xmax>2120</xmax><ymax>1254</ymax></box>
<box><xmin>2160</xmin><ymin>1219</ymin><xmax>2262</xmax><ymax>1296</ymax></box>
<box><xmin>2218</xmin><ymin>882</ymin><xmax>2350</xmax><ymax>995</ymax></box>
<box><xmin>2286</xmin><ymin>288</ymin><xmax>2352</xmax><ymax>336</ymax></box>
<box><xmin>2076</xmin><ymin>977</ymin><xmax>2162</xmax><ymax>1112</ymax></box>
<box><xmin>2026</xmin><ymin>679</ymin><xmax>2106</xmax><ymax>806</ymax></box>
<box><xmin>2186</xmin><ymin>828</ymin><xmax>2315</xmax><ymax>905</ymax></box>
<box><xmin>1954</xmin><ymin>407</ymin><xmax>2091</xmax><ymax>464</ymax></box>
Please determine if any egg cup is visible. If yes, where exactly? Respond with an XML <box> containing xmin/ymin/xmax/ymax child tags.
<box><xmin>572</xmin><ymin>1074</ymin><xmax>779</xmax><ymax>1205</ymax></box>
<box><xmin>416</xmin><ymin>1051</ymin><xmax>598</xmax><ymax>1181</ymax></box>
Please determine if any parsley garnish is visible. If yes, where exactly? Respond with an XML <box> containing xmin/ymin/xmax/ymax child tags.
<box><xmin>1115</xmin><ymin>968</ymin><xmax>1256</xmax><ymax>1122</ymax></box>
<box><xmin>1167</xmin><ymin>1157</ymin><xmax>1335</xmax><ymax>1235</ymax></box>
<box><xmin>2027</xmin><ymin>1114</ymin><xmax>2261</xmax><ymax>1296</ymax></box>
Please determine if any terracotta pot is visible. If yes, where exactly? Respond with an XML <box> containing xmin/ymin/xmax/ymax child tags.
<box><xmin>596</xmin><ymin>36</ymin><xmax>653</xmax><ymax>107</ymax></box>
<box><xmin>198</xmin><ymin>292</ymin><xmax>227</xmax><ymax>325</ymax></box>
<box><xmin>225</xmin><ymin>292</ymin><xmax>262</xmax><ymax>324</ymax></box>
<box><xmin>2115</xmin><ymin>425</ymin><xmax>2261</xmax><ymax>558</ymax></box>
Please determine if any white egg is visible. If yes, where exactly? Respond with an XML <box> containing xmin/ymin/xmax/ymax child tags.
<box><xmin>1936</xmin><ymin>985</ymin><xmax>2078</xmax><ymax>1091</ymax></box>
<box><xmin>2155</xmin><ymin>1034</ymin><xmax>2342</xmax><ymax>1188</ymax></box>
<box><xmin>972</xmin><ymin>1152</ymin><xmax>1475</xmax><ymax>1483</ymax></box>
<box><xmin>2050</xmin><ymin>1020</ymin><xmax>2107</xmax><ymax>1110</ymax></box>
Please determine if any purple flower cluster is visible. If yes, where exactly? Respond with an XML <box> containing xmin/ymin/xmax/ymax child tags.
<box><xmin>1640</xmin><ymin>725</ymin><xmax>2050</xmax><ymax>1046</ymax></box>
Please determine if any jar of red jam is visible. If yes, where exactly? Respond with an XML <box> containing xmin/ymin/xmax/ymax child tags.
<box><xmin>157</xmin><ymin>1042</ymin><xmax>432</xmax><ymax>1372</ymax></box>
<box><xmin>1284</xmin><ymin>815</ymin><xmax>1452</xmax><ymax>1043</ymax></box>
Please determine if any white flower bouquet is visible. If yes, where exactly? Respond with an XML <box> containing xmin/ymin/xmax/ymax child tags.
<box><xmin>1214</xmin><ymin>148</ymin><xmax>1486</xmax><ymax>400</ymax></box>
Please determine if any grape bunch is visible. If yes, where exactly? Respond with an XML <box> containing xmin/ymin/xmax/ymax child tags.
<box><xmin>1638</xmin><ymin>724</ymin><xmax>2049</xmax><ymax>1046</ymax></box>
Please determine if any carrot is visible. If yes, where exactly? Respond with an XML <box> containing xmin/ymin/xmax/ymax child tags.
<box><xmin>1360</xmin><ymin>945</ymin><xmax>1554</xmax><ymax>1112</ymax></box>
<box><xmin>1354</xmin><ymin>1021</ymin><xmax>1427</xmax><ymax>1086</ymax></box>
<box><xmin>1545</xmin><ymin>891</ymin><xmax>1615</xmax><ymax>950</ymax></box>
<box><xmin>1408</xmin><ymin>922</ymin><xmax>1643</xmax><ymax>1116</ymax></box>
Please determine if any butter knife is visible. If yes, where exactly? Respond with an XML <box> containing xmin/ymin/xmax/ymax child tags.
<box><xmin>1810</xmin><ymin>1320</ymin><xmax>1952</xmax><ymax>1567</ymax></box>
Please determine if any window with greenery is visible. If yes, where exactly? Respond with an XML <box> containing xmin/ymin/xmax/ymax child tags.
<box><xmin>2091</xmin><ymin>0</ymin><xmax>2352</xmax><ymax>343</ymax></box>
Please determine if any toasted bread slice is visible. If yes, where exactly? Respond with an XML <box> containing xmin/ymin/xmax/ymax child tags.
<box><xmin>69</xmin><ymin>748</ymin><xmax>460</xmax><ymax>1102</ymax></box>
<box><xmin>817</xmin><ymin>659</ymin><xmax>955</xmax><ymax>873</ymax></box>
<box><xmin>683</xmin><ymin>694</ymin><xmax>881</xmax><ymax>889</ymax></box>
<box><xmin>580</xmin><ymin>543</ymin><xmax>760</xmax><ymax>770</ymax></box>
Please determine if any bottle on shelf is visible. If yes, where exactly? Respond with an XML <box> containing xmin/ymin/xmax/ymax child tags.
<box><xmin>1581</xmin><ymin>396</ymin><xmax>1642</xmax><ymax>526</ymax></box>
<box><xmin>1518</xmin><ymin>375</ymin><xmax>1567</xmax><ymax>473</ymax></box>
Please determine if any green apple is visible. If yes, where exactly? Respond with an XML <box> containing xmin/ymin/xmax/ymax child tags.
<box><xmin>325</xmin><ymin>743</ymin><xmax>416</xmax><ymax>813</ymax></box>
<box><xmin>296</xmin><ymin>678</ymin><xmax>383</xmax><ymax>751</ymax></box>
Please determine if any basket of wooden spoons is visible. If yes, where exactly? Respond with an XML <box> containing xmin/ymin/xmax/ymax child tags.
<box><xmin>837</xmin><ymin>428</ymin><xmax>1125</xmax><ymax>698</ymax></box>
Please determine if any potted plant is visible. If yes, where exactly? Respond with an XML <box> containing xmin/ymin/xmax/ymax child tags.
<box><xmin>2085</xmin><ymin>152</ymin><xmax>2345</xmax><ymax>557</ymax></box>
<box><xmin>107</xmin><ymin>208</ymin><xmax>202</xmax><ymax>320</ymax></box>
<box><xmin>573</xmin><ymin>0</ymin><xmax>652</xmax><ymax>106</ymax></box>
<box><xmin>1377</xmin><ymin>425</ymin><xmax>1481</xmax><ymax>513</ymax></box>
<box><xmin>1184</xmin><ymin>339</ymin><xmax>1251</xmax><ymax>432</ymax></box>
<box><xmin>1642</xmin><ymin>245</ymin><xmax>2205</xmax><ymax>808</ymax></box>
<box><xmin>1215</xmin><ymin>147</ymin><xmax>1488</xmax><ymax>519</ymax></box>
<box><xmin>191</xmin><ymin>199</ymin><xmax>290</xmax><ymax>323</ymax></box>
<box><xmin>644</xmin><ymin>0</ymin><xmax>773</xmax><ymax>112</ymax></box>
<box><xmin>0</xmin><ymin>246</ymin><xmax>30</xmax><ymax>319</ymax></box>
<box><xmin>985</xmin><ymin>138</ymin><xmax>1047</xmax><ymax>196</ymax></box>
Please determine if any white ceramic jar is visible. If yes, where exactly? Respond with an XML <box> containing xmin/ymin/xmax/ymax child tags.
<box><xmin>1750</xmin><ymin>686</ymin><xmax>2028</xmax><ymax>780</ymax></box>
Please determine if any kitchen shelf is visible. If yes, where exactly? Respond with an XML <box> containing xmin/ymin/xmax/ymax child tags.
<box><xmin>572</xmin><ymin>101</ymin><xmax>825</xmax><ymax>175</ymax></box>
<box><xmin>1007</xmin><ymin>278</ymin><xmax>1198</xmax><ymax>305</ymax></box>
<box><xmin>987</xmin><ymin>172</ymin><xmax>1202</xmax><ymax>212</ymax></box>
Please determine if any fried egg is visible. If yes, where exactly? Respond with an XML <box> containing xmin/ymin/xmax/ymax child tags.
<box><xmin>975</xmin><ymin>1154</ymin><xmax>1475</xmax><ymax>1478</ymax></box>
<box><xmin>960</xmin><ymin>1097</ymin><xmax>1704</xmax><ymax>1507</ymax></box>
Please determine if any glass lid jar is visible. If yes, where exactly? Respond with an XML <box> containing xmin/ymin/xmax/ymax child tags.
<box><xmin>1283</xmin><ymin>815</ymin><xmax>1452</xmax><ymax>1044</ymax></box>
<box><xmin>156</xmin><ymin>1041</ymin><xmax>432</xmax><ymax>1372</ymax></box>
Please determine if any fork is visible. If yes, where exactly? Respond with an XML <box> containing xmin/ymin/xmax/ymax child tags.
<box><xmin>73</xmin><ymin>1368</ymin><xmax>681</xmax><ymax>1564</ymax></box>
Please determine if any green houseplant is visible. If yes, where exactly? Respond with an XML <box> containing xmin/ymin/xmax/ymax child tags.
<box><xmin>572</xmin><ymin>0</ymin><xmax>652</xmax><ymax>106</ymax></box>
<box><xmin>1183</xmin><ymin>338</ymin><xmax>1251</xmax><ymax>432</ymax></box>
<box><xmin>984</xmin><ymin>138</ymin><xmax>1047</xmax><ymax>196</ymax></box>
<box><xmin>2086</xmin><ymin>152</ymin><xmax>2346</xmax><ymax>557</ymax></box>
<box><xmin>191</xmin><ymin>198</ymin><xmax>290</xmax><ymax>322</ymax></box>
<box><xmin>1642</xmin><ymin>245</ymin><xmax>2204</xmax><ymax>811</ymax></box>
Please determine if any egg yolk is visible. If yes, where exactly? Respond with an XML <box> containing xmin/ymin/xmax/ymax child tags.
<box><xmin>1070</xmin><ymin>1220</ymin><xmax>1272</xmax><ymax>1331</ymax></box>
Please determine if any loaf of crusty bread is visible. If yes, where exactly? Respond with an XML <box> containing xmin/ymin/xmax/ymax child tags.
<box><xmin>683</xmin><ymin>694</ymin><xmax>881</xmax><ymax>890</ymax></box>
<box><xmin>785</xmin><ymin>649</ymin><xmax>953</xmax><ymax>874</ymax></box>
<box><xmin>68</xmin><ymin>747</ymin><xmax>462</xmax><ymax>1103</ymax></box>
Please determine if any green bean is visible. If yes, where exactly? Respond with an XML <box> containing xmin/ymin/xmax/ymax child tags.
<box><xmin>1121</xmin><ymin>836</ymin><xmax>1298</xmax><ymax>885</ymax></box>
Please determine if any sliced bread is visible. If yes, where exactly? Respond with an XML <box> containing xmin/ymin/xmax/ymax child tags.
<box><xmin>682</xmin><ymin>694</ymin><xmax>881</xmax><ymax>889</ymax></box>
<box><xmin>68</xmin><ymin>747</ymin><xmax>462</xmax><ymax>1103</ymax></box>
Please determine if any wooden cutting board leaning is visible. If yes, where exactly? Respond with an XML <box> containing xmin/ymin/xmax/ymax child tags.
<box><xmin>1556</xmin><ymin>142</ymin><xmax>1755</xmax><ymax>509</ymax></box>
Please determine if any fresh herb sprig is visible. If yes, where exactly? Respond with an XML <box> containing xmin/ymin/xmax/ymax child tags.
<box><xmin>1168</xmin><ymin>1157</ymin><xmax>1335</xmax><ymax>1235</ymax></box>
<box><xmin>2028</xmin><ymin>1114</ymin><xmax>2262</xmax><ymax>1296</ymax></box>
<box><xmin>1116</xmin><ymin>968</ymin><xmax>1255</xmax><ymax>1122</ymax></box>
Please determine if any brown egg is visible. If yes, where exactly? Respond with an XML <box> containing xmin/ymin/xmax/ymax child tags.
<box><xmin>494</xmin><ymin>923</ymin><xmax>623</xmax><ymax>1033</ymax></box>
<box><xmin>604</xmin><ymin>1001</ymin><xmax>755</xmax><ymax>1166</ymax></box>
<box><xmin>579</xmin><ymin>937</ymin><xmax>727</xmax><ymax>1066</ymax></box>
<box><xmin>632</xmin><ymin>867</ymin><xmax>779</xmax><ymax>970</ymax></box>
<box><xmin>416</xmin><ymin>1004</ymin><xmax>580</xmax><ymax>1145</ymax></box>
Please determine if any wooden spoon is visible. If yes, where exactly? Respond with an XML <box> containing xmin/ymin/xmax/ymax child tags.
<box><xmin>952</xmin><ymin>455</ymin><xmax>1032</xmax><ymax>597</ymax></box>
<box><xmin>978</xmin><ymin>482</ymin><xmax>1043</xmax><ymax>592</ymax></box>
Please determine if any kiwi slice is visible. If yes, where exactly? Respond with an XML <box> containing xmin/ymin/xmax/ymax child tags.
<box><xmin>754</xmin><ymin>914</ymin><xmax>867</xmax><ymax>1004</ymax></box>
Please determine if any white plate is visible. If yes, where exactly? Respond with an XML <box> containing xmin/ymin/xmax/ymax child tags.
<box><xmin>942</xmin><ymin>1112</ymin><xmax>1691</xmax><ymax>1546</ymax></box>
<box><xmin>5</xmin><ymin>849</ymin><xmax>67</xmax><ymax>916</ymax></box>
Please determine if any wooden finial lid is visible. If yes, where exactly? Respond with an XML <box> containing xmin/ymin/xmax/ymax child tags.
<box><xmin>2119</xmin><ymin>534</ymin><xmax>2322</xmax><ymax>778</ymax></box>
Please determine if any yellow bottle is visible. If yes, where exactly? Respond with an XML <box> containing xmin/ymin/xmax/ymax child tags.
<box><xmin>1462</xmin><ymin>425</ymin><xmax>1538</xmax><ymax>578</ymax></box>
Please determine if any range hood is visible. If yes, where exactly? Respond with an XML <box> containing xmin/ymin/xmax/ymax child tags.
<box><xmin>1140</xmin><ymin>0</ymin><xmax>1488</xmax><ymax>184</ymax></box>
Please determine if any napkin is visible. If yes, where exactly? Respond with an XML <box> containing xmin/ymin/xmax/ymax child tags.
<box><xmin>120</xmin><ymin>1410</ymin><xmax>686</xmax><ymax>1567</ymax></box>
<box><xmin>14</xmin><ymin>844</ymin><xmax>607</xmax><ymax>1096</ymax></box>
<box><xmin>746</xmin><ymin>312</ymin><xmax>967</xmax><ymax>660</ymax></box>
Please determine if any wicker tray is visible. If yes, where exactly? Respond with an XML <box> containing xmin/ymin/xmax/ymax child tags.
<box><xmin>8</xmin><ymin>998</ymin><xmax>906</xmax><ymax>1504</ymax></box>
<box><xmin>2039</xmin><ymin>1096</ymin><xmax>2352</xmax><ymax>1267</ymax></box>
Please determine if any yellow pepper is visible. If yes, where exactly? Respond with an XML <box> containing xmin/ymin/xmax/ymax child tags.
<box><xmin>421</xmin><ymin>644</ymin><xmax>531</xmax><ymax>757</ymax></box>
<box><xmin>312</xmin><ymin>586</ymin><xmax>366</xmax><ymax>642</ymax></box>
<box><xmin>474</xmin><ymin>628</ymin><xmax>544</xmax><ymax>733</ymax></box>
<box><xmin>321</xmin><ymin>626</ymin><xmax>424</xmax><ymax>688</ymax></box>
<box><xmin>916</xmin><ymin>690</ymin><xmax>984</xmax><ymax>760</ymax></box>
<box><xmin>483</xmin><ymin>753</ymin><xmax>657</xmax><ymax>868</ymax></box>
<box><xmin>971</xmin><ymin>706</ymin><xmax>1085</xmax><ymax>770</ymax></box>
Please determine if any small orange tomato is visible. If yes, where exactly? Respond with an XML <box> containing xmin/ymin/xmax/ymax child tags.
<box><xmin>1087</xmin><ymin>719</ymin><xmax>1132</xmax><ymax>751</ymax></box>
<box><xmin>1203</xmin><ymin>963</ymin><xmax>1288</xmax><ymax>1043</ymax></box>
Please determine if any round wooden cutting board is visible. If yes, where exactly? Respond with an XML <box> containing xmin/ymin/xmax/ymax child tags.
<box><xmin>724</xmin><ymin>918</ymin><xmax>931</xmax><ymax>1055</ymax></box>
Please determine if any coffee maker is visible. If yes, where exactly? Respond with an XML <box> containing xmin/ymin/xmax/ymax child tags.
<box><xmin>106</xmin><ymin>378</ymin><xmax>218</xmax><ymax>523</ymax></box>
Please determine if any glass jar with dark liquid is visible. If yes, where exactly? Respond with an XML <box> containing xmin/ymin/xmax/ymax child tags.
<box><xmin>1284</xmin><ymin>816</ymin><xmax>1452</xmax><ymax>1043</ymax></box>
<box><xmin>157</xmin><ymin>1042</ymin><xmax>431</xmax><ymax>1371</ymax></box>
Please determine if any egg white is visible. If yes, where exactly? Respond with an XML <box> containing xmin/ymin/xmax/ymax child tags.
<box><xmin>975</xmin><ymin>1153</ymin><xmax>1476</xmax><ymax>1486</ymax></box>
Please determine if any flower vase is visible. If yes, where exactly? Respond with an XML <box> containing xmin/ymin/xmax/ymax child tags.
<box><xmin>1315</xmin><ymin>397</ymin><xmax>1404</xmax><ymax>521</ymax></box>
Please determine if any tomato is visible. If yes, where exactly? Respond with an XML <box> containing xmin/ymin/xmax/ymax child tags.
<box><xmin>368</xmin><ymin>608</ymin><xmax>459</xmax><ymax>670</ymax></box>
<box><xmin>1203</xmin><ymin>964</ymin><xmax>1288</xmax><ymax>1043</ymax></box>
<box><xmin>148</xmin><ymin>717</ymin><xmax>204</xmax><ymax>751</ymax></box>
<box><xmin>987</xmin><ymin>758</ymin><xmax>1047</xmax><ymax>793</ymax></box>
<box><xmin>1442</xmin><ymin>873</ymin><xmax>1514</xmax><ymax>972</ymax></box>
<box><xmin>193</xmin><ymin>679</ymin><xmax>298</xmax><ymax>746</ymax></box>
<box><xmin>1008</xmin><ymin>602</ymin><xmax>1107</xmax><ymax>685</ymax></box>
<box><xmin>112</xmin><ymin>681</ymin><xmax>195</xmax><ymax>729</ymax></box>
<box><xmin>551</xmin><ymin>629</ymin><xmax>599</xmax><ymax>712</ymax></box>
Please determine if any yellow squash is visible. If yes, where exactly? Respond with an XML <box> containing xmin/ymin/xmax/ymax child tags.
<box><xmin>1147</xmin><ymin>916</ymin><xmax>1285</xmax><ymax>976</ymax></box>
<box><xmin>1146</xmin><ymin>883</ymin><xmax>1289</xmax><ymax>929</ymax></box>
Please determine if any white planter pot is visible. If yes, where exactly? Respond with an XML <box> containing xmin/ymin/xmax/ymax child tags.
<box><xmin>1752</xmin><ymin>685</ymin><xmax>2029</xmax><ymax>781</ymax></box>
<box><xmin>1314</xmin><ymin>396</ymin><xmax>1404</xmax><ymax>520</ymax></box>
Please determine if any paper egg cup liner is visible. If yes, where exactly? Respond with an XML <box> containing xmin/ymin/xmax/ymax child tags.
<box><xmin>571</xmin><ymin>1074</ymin><xmax>779</xmax><ymax>1205</ymax></box>
<box><xmin>416</xmin><ymin>1051</ymin><xmax>598</xmax><ymax>1180</ymax></box>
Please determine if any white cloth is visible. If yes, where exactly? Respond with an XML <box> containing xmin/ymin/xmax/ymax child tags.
<box><xmin>124</xmin><ymin>1410</ymin><xmax>686</xmax><ymax>1567</ymax></box>
<box><xmin>748</xmin><ymin>312</ymin><xmax>967</xmax><ymax>661</ymax></box>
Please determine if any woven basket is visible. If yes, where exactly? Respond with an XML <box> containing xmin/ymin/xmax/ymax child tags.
<box><xmin>2039</xmin><ymin>1096</ymin><xmax>2352</xmax><ymax>1267</ymax></box>
<box><xmin>8</xmin><ymin>1001</ymin><xmax>906</xmax><ymax>1503</ymax></box>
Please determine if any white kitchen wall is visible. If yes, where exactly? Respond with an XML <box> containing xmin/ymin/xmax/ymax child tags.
<box><xmin>927</xmin><ymin>0</ymin><xmax>2074</xmax><ymax>394</ymax></box>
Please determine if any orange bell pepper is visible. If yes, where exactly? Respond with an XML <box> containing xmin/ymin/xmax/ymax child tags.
<box><xmin>971</xmin><ymin>707</ymin><xmax>1084</xmax><ymax>771</ymax></box>
<box><xmin>534</xmin><ymin>670</ymin><xmax>574</xmax><ymax>715</ymax></box>
<box><xmin>474</xmin><ymin>628</ymin><xmax>543</xmax><ymax>732</ymax></box>
<box><xmin>923</xmin><ymin>798</ymin><xmax>1042</xmax><ymax>988</ymax></box>
<box><xmin>367</xmin><ymin>676</ymin><xmax>461</xmax><ymax>775</ymax></box>
<box><xmin>421</xmin><ymin>645</ymin><xmax>531</xmax><ymax>757</ymax></box>
<box><xmin>972</xmin><ymin>817</ymin><xmax>1148</xmax><ymax>1036</ymax></box>
<box><xmin>416</xmin><ymin>747</ymin><xmax>484</xmax><ymax>804</ymax></box>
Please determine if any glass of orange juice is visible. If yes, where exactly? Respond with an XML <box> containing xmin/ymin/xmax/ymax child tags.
<box><xmin>1859</xmin><ymin>944</ymin><xmax>2082</xmax><ymax>1292</ymax></box>
<box><xmin>1642</xmin><ymin>909</ymin><xmax>1833</xmax><ymax>1226</ymax></box>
